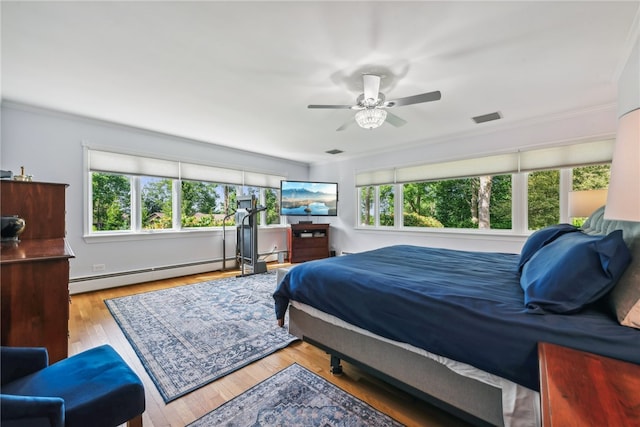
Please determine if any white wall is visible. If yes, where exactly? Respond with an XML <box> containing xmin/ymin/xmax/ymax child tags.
<box><xmin>0</xmin><ymin>102</ymin><xmax>308</xmax><ymax>292</ymax></box>
<box><xmin>618</xmin><ymin>37</ymin><xmax>639</xmax><ymax>116</ymax></box>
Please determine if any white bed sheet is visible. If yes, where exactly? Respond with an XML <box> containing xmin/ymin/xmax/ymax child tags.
<box><xmin>290</xmin><ymin>300</ymin><xmax>541</xmax><ymax>427</ymax></box>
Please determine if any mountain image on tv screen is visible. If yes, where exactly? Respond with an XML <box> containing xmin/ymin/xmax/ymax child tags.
<box><xmin>280</xmin><ymin>181</ymin><xmax>338</xmax><ymax>216</ymax></box>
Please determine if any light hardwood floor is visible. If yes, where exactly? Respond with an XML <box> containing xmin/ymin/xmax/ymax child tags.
<box><xmin>68</xmin><ymin>264</ymin><xmax>471</xmax><ymax>427</ymax></box>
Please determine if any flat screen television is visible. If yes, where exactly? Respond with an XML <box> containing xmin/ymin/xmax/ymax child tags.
<box><xmin>280</xmin><ymin>180</ymin><xmax>338</xmax><ymax>216</ymax></box>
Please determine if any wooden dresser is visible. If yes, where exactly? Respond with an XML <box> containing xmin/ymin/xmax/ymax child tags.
<box><xmin>288</xmin><ymin>223</ymin><xmax>330</xmax><ymax>263</ymax></box>
<box><xmin>538</xmin><ymin>341</ymin><xmax>640</xmax><ymax>426</ymax></box>
<box><xmin>1</xmin><ymin>180</ymin><xmax>74</xmax><ymax>363</ymax></box>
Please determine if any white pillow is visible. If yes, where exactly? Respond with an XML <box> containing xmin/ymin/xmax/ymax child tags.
<box><xmin>609</xmin><ymin>241</ymin><xmax>640</xmax><ymax>329</ymax></box>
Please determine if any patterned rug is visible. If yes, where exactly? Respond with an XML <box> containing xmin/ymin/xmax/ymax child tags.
<box><xmin>105</xmin><ymin>271</ymin><xmax>298</xmax><ymax>402</ymax></box>
<box><xmin>188</xmin><ymin>363</ymin><xmax>404</xmax><ymax>426</ymax></box>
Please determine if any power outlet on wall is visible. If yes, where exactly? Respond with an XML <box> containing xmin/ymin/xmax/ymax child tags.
<box><xmin>92</xmin><ymin>264</ymin><xmax>106</xmax><ymax>272</ymax></box>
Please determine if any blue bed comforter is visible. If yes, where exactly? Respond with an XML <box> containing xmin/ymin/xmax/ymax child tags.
<box><xmin>273</xmin><ymin>245</ymin><xmax>640</xmax><ymax>391</ymax></box>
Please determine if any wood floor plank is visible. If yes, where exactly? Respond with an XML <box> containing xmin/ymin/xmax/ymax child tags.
<box><xmin>68</xmin><ymin>265</ymin><xmax>471</xmax><ymax>427</ymax></box>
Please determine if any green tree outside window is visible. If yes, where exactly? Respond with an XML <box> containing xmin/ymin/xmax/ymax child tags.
<box><xmin>92</xmin><ymin>172</ymin><xmax>131</xmax><ymax>231</ymax></box>
<box><xmin>141</xmin><ymin>177</ymin><xmax>173</xmax><ymax>230</ymax></box>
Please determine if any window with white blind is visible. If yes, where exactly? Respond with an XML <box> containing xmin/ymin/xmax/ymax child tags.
<box><xmin>356</xmin><ymin>140</ymin><xmax>614</xmax><ymax>233</ymax></box>
<box><xmin>86</xmin><ymin>149</ymin><xmax>285</xmax><ymax>234</ymax></box>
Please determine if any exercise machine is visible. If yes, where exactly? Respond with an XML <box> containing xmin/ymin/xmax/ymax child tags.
<box><xmin>236</xmin><ymin>195</ymin><xmax>267</xmax><ymax>277</ymax></box>
<box><xmin>221</xmin><ymin>210</ymin><xmax>236</xmax><ymax>272</ymax></box>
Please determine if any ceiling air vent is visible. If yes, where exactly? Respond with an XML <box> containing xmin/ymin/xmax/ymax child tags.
<box><xmin>326</xmin><ymin>149</ymin><xmax>343</xmax><ymax>155</ymax></box>
<box><xmin>472</xmin><ymin>112</ymin><xmax>502</xmax><ymax>124</ymax></box>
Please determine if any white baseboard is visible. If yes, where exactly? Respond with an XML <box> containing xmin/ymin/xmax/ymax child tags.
<box><xmin>69</xmin><ymin>261</ymin><xmax>224</xmax><ymax>294</ymax></box>
<box><xmin>69</xmin><ymin>252</ymin><xmax>283</xmax><ymax>295</ymax></box>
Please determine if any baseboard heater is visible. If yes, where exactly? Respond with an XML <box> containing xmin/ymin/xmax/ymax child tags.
<box><xmin>69</xmin><ymin>257</ymin><xmax>229</xmax><ymax>283</ymax></box>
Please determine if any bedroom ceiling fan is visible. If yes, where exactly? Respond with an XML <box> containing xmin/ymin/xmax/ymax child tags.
<box><xmin>308</xmin><ymin>74</ymin><xmax>441</xmax><ymax>131</ymax></box>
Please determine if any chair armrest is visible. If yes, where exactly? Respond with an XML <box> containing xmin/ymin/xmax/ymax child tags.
<box><xmin>0</xmin><ymin>394</ymin><xmax>64</xmax><ymax>427</ymax></box>
<box><xmin>1</xmin><ymin>347</ymin><xmax>49</xmax><ymax>385</ymax></box>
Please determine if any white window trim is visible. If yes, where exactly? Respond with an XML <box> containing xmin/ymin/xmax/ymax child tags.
<box><xmin>83</xmin><ymin>146</ymin><xmax>287</xmax><ymax>240</ymax></box>
<box><xmin>356</xmin><ymin>167</ymin><xmax>596</xmax><ymax>235</ymax></box>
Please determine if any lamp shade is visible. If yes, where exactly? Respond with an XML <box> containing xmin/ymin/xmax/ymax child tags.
<box><xmin>605</xmin><ymin>108</ymin><xmax>640</xmax><ymax>221</ymax></box>
<box><xmin>355</xmin><ymin>109</ymin><xmax>387</xmax><ymax>129</ymax></box>
<box><xmin>568</xmin><ymin>189</ymin><xmax>608</xmax><ymax>218</ymax></box>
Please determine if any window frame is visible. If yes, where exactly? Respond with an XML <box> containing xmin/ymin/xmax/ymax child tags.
<box><xmin>84</xmin><ymin>147</ymin><xmax>286</xmax><ymax>240</ymax></box>
<box><xmin>356</xmin><ymin>164</ymin><xmax>609</xmax><ymax>235</ymax></box>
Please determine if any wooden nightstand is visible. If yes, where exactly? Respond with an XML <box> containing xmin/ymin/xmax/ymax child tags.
<box><xmin>538</xmin><ymin>342</ymin><xmax>640</xmax><ymax>427</ymax></box>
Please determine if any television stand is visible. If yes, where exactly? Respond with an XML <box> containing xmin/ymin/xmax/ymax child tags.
<box><xmin>289</xmin><ymin>223</ymin><xmax>330</xmax><ymax>263</ymax></box>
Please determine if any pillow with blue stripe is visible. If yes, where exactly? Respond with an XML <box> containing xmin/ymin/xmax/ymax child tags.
<box><xmin>518</xmin><ymin>224</ymin><xmax>579</xmax><ymax>273</ymax></box>
<box><xmin>520</xmin><ymin>230</ymin><xmax>631</xmax><ymax>314</ymax></box>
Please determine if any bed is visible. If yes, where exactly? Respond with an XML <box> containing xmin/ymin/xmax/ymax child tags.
<box><xmin>273</xmin><ymin>207</ymin><xmax>640</xmax><ymax>427</ymax></box>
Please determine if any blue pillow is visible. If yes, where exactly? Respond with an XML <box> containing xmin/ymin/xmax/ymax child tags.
<box><xmin>520</xmin><ymin>230</ymin><xmax>632</xmax><ymax>314</ymax></box>
<box><xmin>518</xmin><ymin>224</ymin><xmax>579</xmax><ymax>273</ymax></box>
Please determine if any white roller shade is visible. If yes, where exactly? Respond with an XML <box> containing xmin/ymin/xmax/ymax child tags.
<box><xmin>519</xmin><ymin>140</ymin><xmax>614</xmax><ymax>171</ymax></box>
<box><xmin>89</xmin><ymin>149</ymin><xmax>283</xmax><ymax>188</ymax></box>
<box><xmin>180</xmin><ymin>162</ymin><xmax>243</xmax><ymax>184</ymax></box>
<box><xmin>89</xmin><ymin>150</ymin><xmax>179</xmax><ymax>178</ymax></box>
<box><xmin>355</xmin><ymin>169</ymin><xmax>396</xmax><ymax>187</ymax></box>
<box><xmin>355</xmin><ymin>139</ymin><xmax>614</xmax><ymax>186</ymax></box>
<box><xmin>396</xmin><ymin>153</ymin><xmax>519</xmax><ymax>183</ymax></box>
<box><xmin>243</xmin><ymin>171</ymin><xmax>285</xmax><ymax>188</ymax></box>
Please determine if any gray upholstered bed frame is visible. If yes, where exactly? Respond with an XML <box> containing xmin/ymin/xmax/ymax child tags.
<box><xmin>288</xmin><ymin>305</ymin><xmax>505</xmax><ymax>426</ymax></box>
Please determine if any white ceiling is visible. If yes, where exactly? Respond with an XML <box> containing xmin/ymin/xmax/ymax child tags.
<box><xmin>2</xmin><ymin>1</ymin><xmax>638</xmax><ymax>164</ymax></box>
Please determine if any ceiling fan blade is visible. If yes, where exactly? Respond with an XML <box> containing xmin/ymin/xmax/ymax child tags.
<box><xmin>308</xmin><ymin>104</ymin><xmax>354</xmax><ymax>109</ymax></box>
<box><xmin>336</xmin><ymin>118</ymin><xmax>356</xmax><ymax>131</ymax></box>
<box><xmin>385</xmin><ymin>90</ymin><xmax>441</xmax><ymax>107</ymax></box>
<box><xmin>385</xmin><ymin>111</ymin><xmax>408</xmax><ymax>127</ymax></box>
<box><xmin>363</xmin><ymin>74</ymin><xmax>381</xmax><ymax>103</ymax></box>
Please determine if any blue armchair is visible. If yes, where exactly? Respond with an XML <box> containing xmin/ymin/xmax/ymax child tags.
<box><xmin>1</xmin><ymin>345</ymin><xmax>145</xmax><ymax>427</ymax></box>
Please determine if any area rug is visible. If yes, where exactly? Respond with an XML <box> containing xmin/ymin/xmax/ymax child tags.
<box><xmin>188</xmin><ymin>363</ymin><xmax>404</xmax><ymax>426</ymax></box>
<box><xmin>104</xmin><ymin>271</ymin><xmax>298</xmax><ymax>402</ymax></box>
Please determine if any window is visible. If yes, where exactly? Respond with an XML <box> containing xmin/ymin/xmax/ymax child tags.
<box><xmin>359</xmin><ymin>185</ymin><xmax>395</xmax><ymax>227</ymax></box>
<box><xmin>571</xmin><ymin>164</ymin><xmax>610</xmax><ymax>226</ymax></box>
<box><xmin>86</xmin><ymin>149</ymin><xmax>285</xmax><ymax>235</ymax></box>
<box><xmin>359</xmin><ymin>186</ymin><xmax>375</xmax><ymax>226</ymax></box>
<box><xmin>527</xmin><ymin>164</ymin><xmax>610</xmax><ymax>230</ymax></box>
<box><xmin>265</xmin><ymin>188</ymin><xmax>281</xmax><ymax>225</ymax></box>
<box><xmin>359</xmin><ymin>175</ymin><xmax>512</xmax><ymax>229</ymax></box>
<box><xmin>401</xmin><ymin>175</ymin><xmax>511</xmax><ymax>229</ymax></box>
<box><xmin>181</xmin><ymin>181</ymin><xmax>236</xmax><ymax>228</ymax></box>
<box><xmin>379</xmin><ymin>185</ymin><xmax>395</xmax><ymax>227</ymax></box>
<box><xmin>141</xmin><ymin>177</ymin><xmax>173</xmax><ymax>230</ymax></box>
<box><xmin>91</xmin><ymin>172</ymin><xmax>131</xmax><ymax>232</ymax></box>
<box><xmin>528</xmin><ymin>170</ymin><xmax>559</xmax><ymax>230</ymax></box>
<box><xmin>356</xmin><ymin>140</ymin><xmax>614</xmax><ymax>233</ymax></box>
<box><xmin>220</xmin><ymin>185</ymin><xmax>238</xmax><ymax>226</ymax></box>
<box><xmin>361</xmin><ymin>167</ymin><xmax>609</xmax><ymax>233</ymax></box>
<box><xmin>572</xmin><ymin>164</ymin><xmax>610</xmax><ymax>191</ymax></box>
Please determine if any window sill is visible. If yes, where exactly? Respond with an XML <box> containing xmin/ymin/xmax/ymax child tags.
<box><xmin>83</xmin><ymin>225</ymin><xmax>289</xmax><ymax>244</ymax></box>
<box><xmin>355</xmin><ymin>225</ymin><xmax>531</xmax><ymax>240</ymax></box>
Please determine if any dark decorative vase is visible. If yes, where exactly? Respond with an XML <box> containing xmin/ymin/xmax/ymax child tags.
<box><xmin>1</xmin><ymin>215</ymin><xmax>26</xmax><ymax>241</ymax></box>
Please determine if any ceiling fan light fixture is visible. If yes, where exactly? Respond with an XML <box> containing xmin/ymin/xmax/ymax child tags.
<box><xmin>355</xmin><ymin>108</ymin><xmax>387</xmax><ymax>129</ymax></box>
